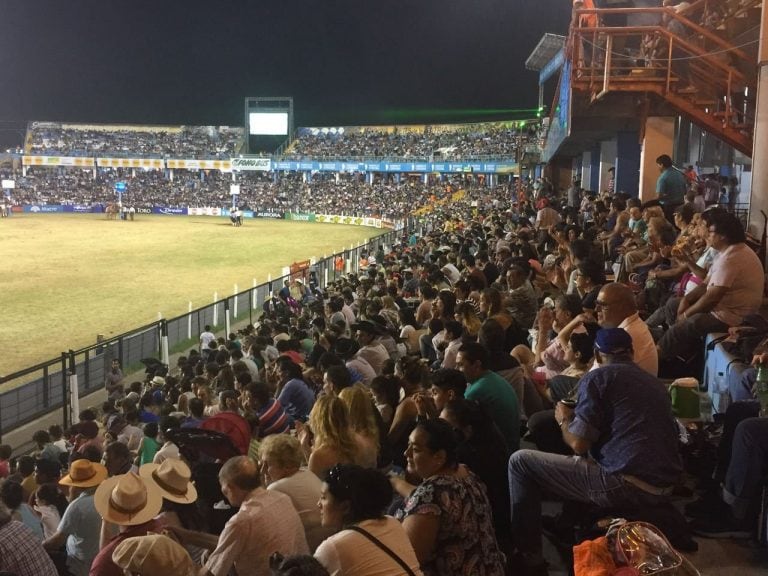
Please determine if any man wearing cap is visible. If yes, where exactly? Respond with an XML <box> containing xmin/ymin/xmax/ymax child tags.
<box><xmin>44</xmin><ymin>459</ymin><xmax>108</xmax><ymax>576</ymax></box>
<box><xmin>507</xmin><ymin>328</ymin><xmax>682</xmax><ymax>574</ymax></box>
<box><xmin>352</xmin><ymin>320</ymin><xmax>390</xmax><ymax>375</ymax></box>
<box><xmin>90</xmin><ymin>472</ymin><xmax>164</xmax><ymax>576</ymax></box>
<box><xmin>170</xmin><ymin>455</ymin><xmax>308</xmax><ymax>576</ymax></box>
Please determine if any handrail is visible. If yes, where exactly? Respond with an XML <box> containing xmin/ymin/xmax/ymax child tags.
<box><xmin>574</xmin><ymin>6</ymin><xmax>753</xmax><ymax>63</ymax></box>
<box><xmin>575</xmin><ymin>25</ymin><xmax>751</xmax><ymax>85</ymax></box>
<box><xmin>575</xmin><ymin>7</ymin><xmax>751</xmax><ymax>60</ymax></box>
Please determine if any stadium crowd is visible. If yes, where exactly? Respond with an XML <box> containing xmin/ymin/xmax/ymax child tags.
<box><xmin>24</xmin><ymin>120</ymin><xmax>534</xmax><ymax>163</ymax></box>
<box><xmin>285</xmin><ymin>124</ymin><xmax>536</xmax><ymax>160</ymax></box>
<box><xmin>4</xmin><ymin>167</ymin><xmax>511</xmax><ymax>220</ymax></box>
<box><xmin>27</xmin><ymin>122</ymin><xmax>244</xmax><ymax>159</ymax></box>
<box><xmin>2</xmin><ymin>158</ymin><xmax>766</xmax><ymax>576</ymax></box>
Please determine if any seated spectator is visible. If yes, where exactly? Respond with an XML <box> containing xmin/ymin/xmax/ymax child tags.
<box><xmin>112</xmin><ymin>534</ymin><xmax>197</xmax><ymax>576</ymax></box>
<box><xmin>169</xmin><ymin>455</ymin><xmax>309</xmax><ymax>576</ymax></box>
<box><xmin>245</xmin><ymin>381</ymin><xmax>291</xmax><ymax>436</ymax></box>
<box><xmin>276</xmin><ymin>359</ymin><xmax>316</xmax><ymax>422</ymax></box>
<box><xmin>259</xmin><ymin>434</ymin><xmax>326</xmax><ymax>551</ymax></box>
<box><xmin>507</xmin><ymin>328</ymin><xmax>683</xmax><ymax>574</ymax></box>
<box><xmin>0</xmin><ymin>501</ymin><xmax>58</xmax><ymax>576</ymax></box>
<box><xmin>338</xmin><ymin>385</ymin><xmax>383</xmax><ymax>469</ymax></box>
<box><xmin>688</xmin><ymin>416</ymin><xmax>768</xmax><ymax>537</ymax></box>
<box><xmin>297</xmin><ymin>395</ymin><xmax>363</xmax><ymax>478</ymax></box>
<box><xmin>394</xmin><ymin>419</ymin><xmax>505</xmax><ymax>576</ymax></box>
<box><xmin>90</xmin><ymin>472</ymin><xmax>164</xmax><ymax>576</ymax></box>
<box><xmin>655</xmin><ymin>212</ymin><xmax>764</xmax><ymax>366</ymax></box>
<box><xmin>43</xmin><ymin>459</ymin><xmax>108</xmax><ymax>576</ymax></box>
<box><xmin>315</xmin><ymin>464</ymin><xmax>423</xmax><ymax>576</ymax></box>
<box><xmin>439</xmin><ymin>398</ymin><xmax>511</xmax><ymax>542</ymax></box>
<box><xmin>0</xmin><ymin>480</ymin><xmax>43</xmax><ymax>540</ymax></box>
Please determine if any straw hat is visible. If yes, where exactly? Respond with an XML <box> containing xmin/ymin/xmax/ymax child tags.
<box><xmin>59</xmin><ymin>459</ymin><xmax>108</xmax><ymax>488</ymax></box>
<box><xmin>112</xmin><ymin>534</ymin><xmax>196</xmax><ymax>575</ymax></box>
<box><xmin>139</xmin><ymin>459</ymin><xmax>197</xmax><ymax>504</ymax></box>
<box><xmin>94</xmin><ymin>472</ymin><xmax>163</xmax><ymax>526</ymax></box>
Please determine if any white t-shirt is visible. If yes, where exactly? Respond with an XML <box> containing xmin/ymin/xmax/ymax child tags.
<box><xmin>268</xmin><ymin>470</ymin><xmax>323</xmax><ymax>547</ymax></box>
<box><xmin>315</xmin><ymin>517</ymin><xmax>423</xmax><ymax>576</ymax></box>
<box><xmin>200</xmin><ymin>331</ymin><xmax>215</xmax><ymax>349</ymax></box>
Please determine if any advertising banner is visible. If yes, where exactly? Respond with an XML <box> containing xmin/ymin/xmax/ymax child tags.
<box><xmin>23</xmin><ymin>156</ymin><xmax>95</xmax><ymax>167</ymax></box>
<box><xmin>1</xmin><ymin>179</ymin><xmax>15</xmax><ymax>188</ymax></box>
<box><xmin>284</xmin><ymin>212</ymin><xmax>316</xmax><ymax>222</ymax></box>
<box><xmin>188</xmin><ymin>207</ymin><xmax>222</xmax><ymax>216</ymax></box>
<box><xmin>152</xmin><ymin>206</ymin><xmax>188</xmax><ymax>215</ymax></box>
<box><xmin>270</xmin><ymin>159</ymin><xmax>516</xmax><ymax>174</ymax></box>
<box><xmin>253</xmin><ymin>211</ymin><xmax>284</xmax><ymax>219</ymax></box>
<box><xmin>231</xmin><ymin>157</ymin><xmax>271</xmax><ymax>171</ymax></box>
<box><xmin>315</xmin><ymin>214</ymin><xmax>381</xmax><ymax>228</ymax></box>
<box><xmin>62</xmin><ymin>204</ymin><xmax>101</xmax><ymax>213</ymax></box>
<box><xmin>166</xmin><ymin>159</ymin><xmax>232</xmax><ymax>171</ymax></box>
<box><xmin>23</xmin><ymin>204</ymin><xmax>64</xmax><ymax>213</ymax></box>
<box><xmin>97</xmin><ymin>158</ymin><xmax>164</xmax><ymax>169</ymax></box>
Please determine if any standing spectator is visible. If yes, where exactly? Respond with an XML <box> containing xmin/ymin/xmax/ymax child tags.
<box><xmin>200</xmin><ymin>324</ymin><xmax>216</xmax><ymax>353</ymax></box>
<box><xmin>655</xmin><ymin>154</ymin><xmax>688</xmax><ymax>219</ymax></box>
<box><xmin>105</xmin><ymin>359</ymin><xmax>124</xmax><ymax>402</ymax></box>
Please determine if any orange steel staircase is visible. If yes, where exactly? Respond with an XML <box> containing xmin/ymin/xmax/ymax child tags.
<box><xmin>568</xmin><ymin>1</ymin><xmax>762</xmax><ymax>157</ymax></box>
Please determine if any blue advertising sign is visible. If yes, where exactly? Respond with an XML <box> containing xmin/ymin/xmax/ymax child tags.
<box><xmin>261</xmin><ymin>160</ymin><xmax>515</xmax><ymax>174</ymax></box>
<box><xmin>23</xmin><ymin>205</ymin><xmax>64</xmax><ymax>213</ymax></box>
<box><xmin>115</xmin><ymin>181</ymin><xmax>127</xmax><ymax>192</ymax></box>
<box><xmin>151</xmin><ymin>206</ymin><xmax>188</xmax><ymax>215</ymax></box>
<box><xmin>62</xmin><ymin>205</ymin><xmax>98</xmax><ymax>213</ymax></box>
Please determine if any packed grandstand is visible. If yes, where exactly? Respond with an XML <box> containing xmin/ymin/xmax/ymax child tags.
<box><xmin>0</xmin><ymin>119</ymin><xmax>538</xmax><ymax>219</ymax></box>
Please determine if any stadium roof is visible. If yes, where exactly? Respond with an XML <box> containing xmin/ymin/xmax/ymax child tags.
<box><xmin>525</xmin><ymin>34</ymin><xmax>566</xmax><ymax>71</ymax></box>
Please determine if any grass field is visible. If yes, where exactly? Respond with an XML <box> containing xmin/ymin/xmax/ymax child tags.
<box><xmin>1</xmin><ymin>214</ymin><xmax>382</xmax><ymax>376</ymax></box>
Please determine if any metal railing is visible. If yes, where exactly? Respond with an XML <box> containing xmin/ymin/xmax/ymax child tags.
<box><xmin>0</xmin><ymin>226</ymin><xmax>406</xmax><ymax>443</ymax></box>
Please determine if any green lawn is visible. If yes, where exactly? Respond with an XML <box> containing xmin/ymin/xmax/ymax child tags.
<box><xmin>1</xmin><ymin>214</ymin><xmax>382</xmax><ymax>375</ymax></box>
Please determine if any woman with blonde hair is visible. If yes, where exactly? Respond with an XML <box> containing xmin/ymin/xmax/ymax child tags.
<box><xmin>338</xmin><ymin>385</ymin><xmax>379</xmax><ymax>469</ymax></box>
<box><xmin>297</xmin><ymin>395</ymin><xmax>359</xmax><ymax>478</ymax></box>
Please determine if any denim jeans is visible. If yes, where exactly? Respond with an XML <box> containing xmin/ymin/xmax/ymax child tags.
<box><xmin>508</xmin><ymin>449</ymin><xmax>666</xmax><ymax>556</ymax></box>
<box><xmin>723</xmin><ymin>417</ymin><xmax>768</xmax><ymax>520</ymax></box>
<box><xmin>657</xmin><ymin>311</ymin><xmax>728</xmax><ymax>361</ymax></box>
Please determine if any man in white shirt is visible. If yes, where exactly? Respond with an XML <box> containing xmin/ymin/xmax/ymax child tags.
<box><xmin>352</xmin><ymin>321</ymin><xmax>390</xmax><ymax>375</ymax></box>
<box><xmin>199</xmin><ymin>325</ymin><xmax>215</xmax><ymax>352</ymax></box>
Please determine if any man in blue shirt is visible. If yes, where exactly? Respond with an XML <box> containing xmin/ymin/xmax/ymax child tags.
<box><xmin>508</xmin><ymin>329</ymin><xmax>682</xmax><ymax>573</ymax></box>
<box><xmin>655</xmin><ymin>154</ymin><xmax>687</xmax><ymax>219</ymax></box>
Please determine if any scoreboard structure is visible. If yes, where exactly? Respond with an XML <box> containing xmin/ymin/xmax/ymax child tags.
<box><xmin>244</xmin><ymin>97</ymin><xmax>293</xmax><ymax>155</ymax></box>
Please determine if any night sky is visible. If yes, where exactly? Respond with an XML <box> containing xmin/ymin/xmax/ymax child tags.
<box><xmin>0</xmin><ymin>1</ymin><xmax>570</xmax><ymax>145</ymax></box>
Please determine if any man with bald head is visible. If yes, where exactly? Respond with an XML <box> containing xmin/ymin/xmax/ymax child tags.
<box><xmin>170</xmin><ymin>456</ymin><xmax>308</xmax><ymax>576</ymax></box>
<box><xmin>594</xmin><ymin>283</ymin><xmax>658</xmax><ymax>376</ymax></box>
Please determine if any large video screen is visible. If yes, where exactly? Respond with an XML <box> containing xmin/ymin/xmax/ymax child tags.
<box><xmin>249</xmin><ymin>112</ymin><xmax>289</xmax><ymax>136</ymax></box>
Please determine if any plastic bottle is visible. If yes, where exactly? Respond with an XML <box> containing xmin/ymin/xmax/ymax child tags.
<box><xmin>755</xmin><ymin>363</ymin><xmax>768</xmax><ymax>417</ymax></box>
